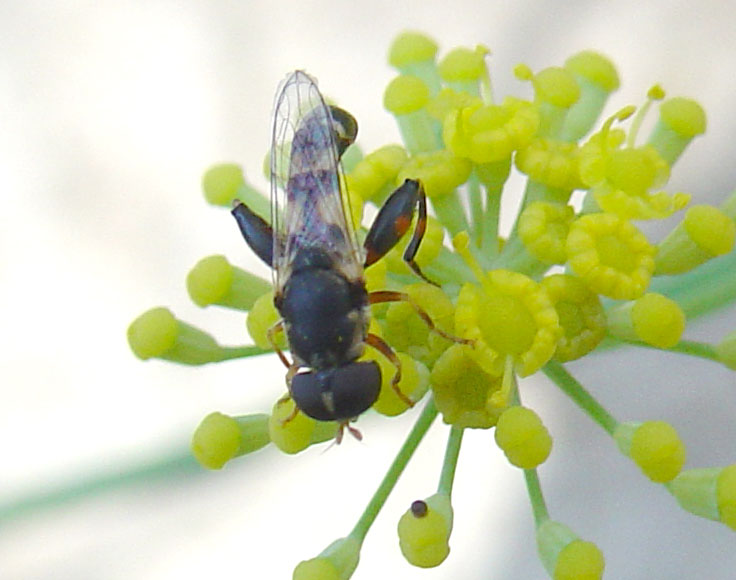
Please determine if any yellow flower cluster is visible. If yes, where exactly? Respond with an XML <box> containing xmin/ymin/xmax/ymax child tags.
<box><xmin>127</xmin><ymin>30</ymin><xmax>736</xmax><ymax>580</ymax></box>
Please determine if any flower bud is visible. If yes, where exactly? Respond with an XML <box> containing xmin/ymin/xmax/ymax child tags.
<box><xmin>269</xmin><ymin>397</ymin><xmax>317</xmax><ymax>455</ymax></box>
<box><xmin>384</xmin><ymin>75</ymin><xmax>439</xmax><ymax>154</ymax></box>
<box><xmin>668</xmin><ymin>465</ymin><xmax>736</xmax><ymax>531</ymax></box>
<box><xmin>202</xmin><ymin>163</ymin><xmax>270</xmax><ymax>218</ymax></box>
<box><xmin>191</xmin><ymin>412</ymin><xmax>270</xmax><ymax>469</ymax></box>
<box><xmin>537</xmin><ymin>520</ymin><xmax>605</xmax><ymax>580</ymax></box>
<box><xmin>398</xmin><ymin>493</ymin><xmax>453</xmax><ymax>568</ymax></box>
<box><xmin>607</xmin><ymin>293</ymin><xmax>686</xmax><ymax>349</ymax></box>
<box><xmin>655</xmin><ymin>205</ymin><xmax>736</xmax><ymax>275</ymax></box>
<box><xmin>187</xmin><ymin>255</ymin><xmax>270</xmax><ymax>310</ymax></box>
<box><xmin>293</xmin><ymin>537</ymin><xmax>361</xmax><ymax>580</ymax></box>
<box><xmin>615</xmin><ymin>420</ymin><xmax>686</xmax><ymax>483</ymax></box>
<box><xmin>715</xmin><ymin>330</ymin><xmax>736</xmax><ymax>370</ymax></box>
<box><xmin>495</xmin><ymin>406</ymin><xmax>553</xmax><ymax>469</ymax></box>
<box><xmin>647</xmin><ymin>97</ymin><xmax>706</xmax><ymax>165</ymax></box>
<box><xmin>127</xmin><ymin>307</ymin><xmax>242</xmax><ymax>365</ymax></box>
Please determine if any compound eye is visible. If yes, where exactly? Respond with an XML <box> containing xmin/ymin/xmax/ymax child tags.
<box><xmin>328</xmin><ymin>106</ymin><xmax>358</xmax><ymax>158</ymax></box>
<box><xmin>291</xmin><ymin>361</ymin><xmax>381</xmax><ymax>422</ymax></box>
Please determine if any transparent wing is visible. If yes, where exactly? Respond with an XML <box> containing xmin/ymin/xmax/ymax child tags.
<box><xmin>270</xmin><ymin>70</ymin><xmax>362</xmax><ymax>294</ymax></box>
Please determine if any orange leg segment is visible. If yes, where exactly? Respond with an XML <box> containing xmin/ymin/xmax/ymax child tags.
<box><xmin>365</xmin><ymin>332</ymin><xmax>414</xmax><ymax>408</ymax></box>
<box><xmin>368</xmin><ymin>291</ymin><xmax>474</xmax><ymax>346</ymax></box>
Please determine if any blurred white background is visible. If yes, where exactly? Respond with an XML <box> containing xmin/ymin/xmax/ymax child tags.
<box><xmin>2</xmin><ymin>1</ymin><xmax>736</xmax><ymax>578</ymax></box>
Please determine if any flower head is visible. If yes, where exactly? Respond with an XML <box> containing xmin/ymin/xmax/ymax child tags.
<box><xmin>129</xmin><ymin>31</ymin><xmax>736</xmax><ymax>579</ymax></box>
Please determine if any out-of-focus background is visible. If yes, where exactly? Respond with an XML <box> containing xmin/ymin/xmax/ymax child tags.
<box><xmin>2</xmin><ymin>1</ymin><xmax>736</xmax><ymax>578</ymax></box>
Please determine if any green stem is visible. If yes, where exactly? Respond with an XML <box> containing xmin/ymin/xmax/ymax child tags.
<box><xmin>511</xmin><ymin>370</ymin><xmax>550</xmax><ymax>528</ymax></box>
<box><xmin>0</xmin><ymin>450</ymin><xmax>200</xmax><ymax>523</ymax></box>
<box><xmin>542</xmin><ymin>360</ymin><xmax>619</xmax><ymax>436</ymax></box>
<box><xmin>524</xmin><ymin>468</ymin><xmax>550</xmax><ymax>527</ymax></box>
<box><xmin>649</xmin><ymin>251</ymin><xmax>736</xmax><ymax>319</ymax></box>
<box><xmin>626</xmin><ymin>95</ymin><xmax>654</xmax><ymax>148</ymax></box>
<box><xmin>218</xmin><ymin>345</ymin><xmax>272</xmax><ymax>360</ymax></box>
<box><xmin>503</xmin><ymin>180</ymin><xmax>558</xmax><ymax>248</ymax></box>
<box><xmin>437</xmin><ymin>427</ymin><xmax>464</xmax><ymax>496</ymax></box>
<box><xmin>349</xmin><ymin>399</ymin><xmax>438</xmax><ymax>543</ymax></box>
<box><xmin>467</xmin><ymin>173</ymin><xmax>483</xmax><ymax>246</ymax></box>
<box><xmin>604</xmin><ymin>337</ymin><xmax>720</xmax><ymax>363</ymax></box>
<box><xmin>431</xmin><ymin>192</ymin><xmax>470</xmax><ymax>237</ymax></box>
<box><xmin>481</xmin><ymin>191</ymin><xmax>500</xmax><ymax>257</ymax></box>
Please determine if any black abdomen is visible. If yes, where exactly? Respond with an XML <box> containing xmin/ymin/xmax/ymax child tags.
<box><xmin>277</xmin><ymin>262</ymin><xmax>367</xmax><ymax>368</ymax></box>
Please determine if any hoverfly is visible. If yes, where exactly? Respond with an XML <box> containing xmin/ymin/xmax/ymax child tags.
<box><xmin>232</xmin><ymin>71</ymin><xmax>455</xmax><ymax>441</ymax></box>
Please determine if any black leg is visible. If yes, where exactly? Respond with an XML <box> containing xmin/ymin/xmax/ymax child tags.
<box><xmin>231</xmin><ymin>200</ymin><xmax>274</xmax><ymax>267</ymax></box>
<box><xmin>363</xmin><ymin>179</ymin><xmax>438</xmax><ymax>286</ymax></box>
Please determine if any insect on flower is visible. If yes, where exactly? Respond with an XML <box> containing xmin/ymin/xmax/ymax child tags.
<box><xmin>232</xmin><ymin>71</ymin><xmax>462</xmax><ymax>441</ymax></box>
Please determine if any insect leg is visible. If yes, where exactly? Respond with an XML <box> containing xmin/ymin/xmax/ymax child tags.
<box><xmin>364</xmin><ymin>332</ymin><xmax>414</xmax><ymax>408</ymax></box>
<box><xmin>363</xmin><ymin>179</ymin><xmax>438</xmax><ymax>286</ymax></box>
<box><xmin>267</xmin><ymin>322</ymin><xmax>304</xmax><ymax>426</ymax></box>
<box><xmin>231</xmin><ymin>200</ymin><xmax>273</xmax><ymax>267</ymax></box>
<box><xmin>369</xmin><ymin>290</ymin><xmax>474</xmax><ymax>345</ymax></box>
<box><xmin>334</xmin><ymin>421</ymin><xmax>363</xmax><ymax>445</ymax></box>
<box><xmin>266</xmin><ymin>320</ymin><xmax>292</xmax><ymax>369</ymax></box>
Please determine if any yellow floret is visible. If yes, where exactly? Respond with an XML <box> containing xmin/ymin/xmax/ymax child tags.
<box><xmin>365</xmin><ymin>351</ymin><xmax>429</xmax><ymax>417</ymax></box>
<box><xmin>518</xmin><ymin>202</ymin><xmax>575</xmax><ymax>264</ymax></box>
<box><xmin>397</xmin><ymin>150</ymin><xmax>472</xmax><ymax>198</ymax></box>
<box><xmin>443</xmin><ymin>97</ymin><xmax>539</xmax><ymax>164</ymax></box>
<box><xmin>383</xmin><ymin>283</ymin><xmax>456</xmax><ymax>366</ymax></box>
<box><xmin>346</xmin><ymin>144</ymin><xmax>408</xmax><ymax>203</ymax></box>
<box><xmin>454</xmin><ymin>269</ymin><xmax>562</xmax><ymax>377</ymax></box>
<box><xmin>426</xmin><ymin>87</ymin><xmax>482</xmax><ymax>122</ymax></box>
<box><xmin>430</xmin><ymin>343</ymin><xmax>505</xmax><ymax>428</ymax></box>
<box><xmin>515</xmin><ymin>138</ymin><xmax>583</xmax><ymax>192</ymax></box>
<box><xmin>566</xmin><ymin>213</ymin><xmax>656</xmax><ymax>300</ymax></box>
<box><xmin>541</xmin><ymin>274</ymin><xmax>606</xmax><ymax>362</ymax></box>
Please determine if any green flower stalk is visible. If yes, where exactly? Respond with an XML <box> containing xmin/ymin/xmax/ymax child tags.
<box><xmin>128</xmin><ymin>30</ymin><xmax>736</xmax><ymax>578</ymax></box>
